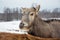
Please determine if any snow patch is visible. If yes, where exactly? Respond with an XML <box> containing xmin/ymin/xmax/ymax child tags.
<box><xmin>0</xmin><ymin>21</ymin><xmax>28</xmax><ymax>34</ymax></box>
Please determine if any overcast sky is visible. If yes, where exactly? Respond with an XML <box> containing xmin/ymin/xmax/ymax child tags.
<box><xmin>0</xmin><ymin>0</ymin><xmax>60</xmax><ymax>13</ymax></box>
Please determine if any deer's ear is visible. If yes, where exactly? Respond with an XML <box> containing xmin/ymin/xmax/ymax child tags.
<box><xmin>20</xmin><ymin>8</ymin><xmax>26</xmax><ymax>14</ymax></box>
<box><xmin>20</xmin><ymin>8</ymin><xmax>23</xmax><ymax>13</ymax></box>
<box><xmin>32</xmin><ymin>5</ymin><xmax>40</xmax><ymax>12</ymax></box>
<box><xmin>33</xmin><ymin>5</ymin><xmax>40</xmax><ymax>15</ymax></box>
<box><xmin>35</xmin><ymin>5</ymin><xmax>40</xmax><ymax>12</ymax></box>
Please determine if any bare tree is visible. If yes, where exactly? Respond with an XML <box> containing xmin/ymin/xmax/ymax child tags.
<box><xmin>4</xmin><ymin>8</ymin><xmax>12</xmax><ymax>21</ymax></box>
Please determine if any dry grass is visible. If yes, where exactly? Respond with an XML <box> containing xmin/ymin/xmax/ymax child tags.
<box><xmin>0</xmin><ymin>32</ymin><xmax>60</xmax><ymax>40</ymax></box>
<box><xmin>0</xmin><ymin>32</ymin><xmax>27</xmax><ymax>40</ymax></box>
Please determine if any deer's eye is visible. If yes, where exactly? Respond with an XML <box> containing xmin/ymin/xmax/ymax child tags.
<box><xmin>30</xmin><ymin>13</ymin><xmax>33</xmax><ymax>16</ymax></box>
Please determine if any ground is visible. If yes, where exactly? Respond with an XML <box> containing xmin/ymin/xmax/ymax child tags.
<box><xmin>0</xmin><ymin>21</ymin><xmax>28</xmax><ymax>40</ymax></box>
<box><xmin>0</xmin><ymin>21</ymin><xmax>60</xmax><ymax>40</ymax></box>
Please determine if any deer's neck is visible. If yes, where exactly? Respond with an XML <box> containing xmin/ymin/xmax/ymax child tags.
<box><xmin>29</xmin><ymin>16</ymin><xmax>51</xmax><ymax>37</ymax></box>
<box><xmin>33</xmin><ymin>16</ymin><xmax>46</xmax><ymax>26</ymax></box>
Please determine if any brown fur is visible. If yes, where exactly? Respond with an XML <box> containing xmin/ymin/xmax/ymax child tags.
<box><xmin>19</xmin><ymin>5</ymin><xmax>60</xmax><ymax>38</ymax></box>
<box><xmin>0</xmin><ymin>32</ymin><xmax>60</xmax><ymax>40</ymax></box>
<box><xmin>28</xmin><ymin>16</ymin><xmax>60</xmax><ymax>38</ymax></box>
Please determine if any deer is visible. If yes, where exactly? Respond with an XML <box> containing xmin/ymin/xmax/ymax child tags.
<box><xmin>19</xmin><ymin>5</ymin><xmax>60</xmax><ymax>38</ymax></box>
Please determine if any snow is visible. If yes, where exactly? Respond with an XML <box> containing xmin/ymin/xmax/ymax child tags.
<box><xmin>42</xmin><ymin>18</ymin><xmax>60</xmax><ymax>21</ymax></box>
<box><xmin>0</xmin><ymin>21</ymin><xmax>28</xmax><ymax>34</ymax></box>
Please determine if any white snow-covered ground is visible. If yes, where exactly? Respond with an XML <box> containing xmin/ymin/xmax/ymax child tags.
<box><xmin>0</xmin><ymin>21</ymin><xmax>28</xmax><ymax>34</ymax></box>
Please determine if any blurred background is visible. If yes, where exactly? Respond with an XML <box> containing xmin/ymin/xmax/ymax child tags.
<box><xmin>0</xmin><ymin>0</ymin><xmax>60</xmax><ymax>33</ymax></box>
<box><xmin>0</xmin><ymin>0</ymin><xmax>60</xmax><ymax>21</ymax></box>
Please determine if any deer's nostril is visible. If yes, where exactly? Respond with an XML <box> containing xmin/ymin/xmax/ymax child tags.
<box><xmin>21</xmin><ymin>23</ymin><xmax>24</xmax><ymax>25</ymax></box>
<box><xmin>19</xmin><ymin>22</ymin><xmax>24</xmax><ymax>29</ymax></box>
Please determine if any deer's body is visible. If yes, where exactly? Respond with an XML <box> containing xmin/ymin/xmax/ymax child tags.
<box><xmin>19</xmin><ymin>5</ymin><xmax>60</xmax><ymax>38</ymax></box>
<box><xmin>28</xmin><ymin>16</ymin><xmax>60</xmax><ymax>38</ymax></box>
